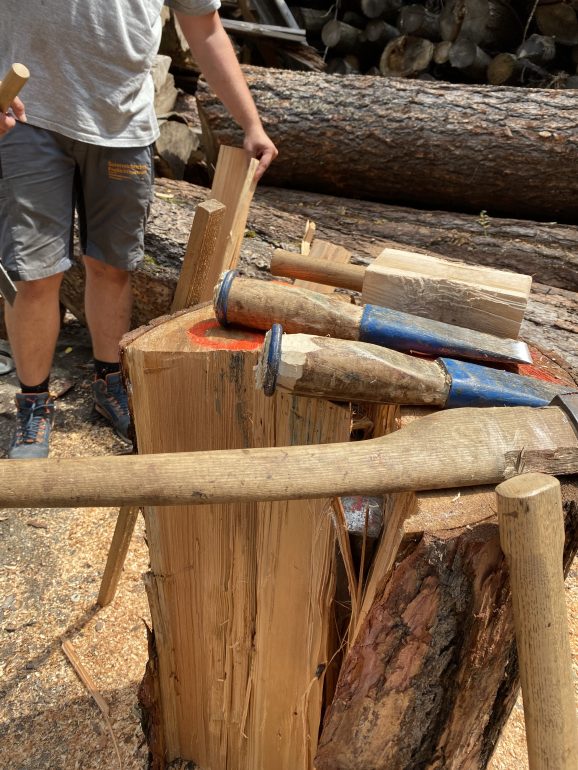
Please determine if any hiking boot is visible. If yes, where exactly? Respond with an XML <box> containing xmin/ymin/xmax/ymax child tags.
<box><xmin>8</xmin><ymin>392</ymin><xmax>55</xmax><ymax>459</ymax></box>
<box><xmin>91</xmin><ymin>371</ymin><xmax>132</xmax><ymax>445</ymax></box>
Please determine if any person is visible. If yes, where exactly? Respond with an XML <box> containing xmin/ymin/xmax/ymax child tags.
<box><xmin>0</xmin><ymin>1</ymin><xmax>277</xmax><ymax>459</ymax></box>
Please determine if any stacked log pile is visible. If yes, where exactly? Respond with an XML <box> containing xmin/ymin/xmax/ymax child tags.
<box><xmin>157</xmin><ymin>0</ymin><xmax>578</xmax><ymax>86</ymax></box>
<box><xmin>297</xmin><ymin>0</ymin><xmax>578</xmax><ymax>85</ymax></box>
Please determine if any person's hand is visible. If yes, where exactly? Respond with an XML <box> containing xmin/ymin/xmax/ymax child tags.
<box><xmin>0</xmin><ymin>96</ymin><xmax>26</xmax><ymax>137</ymax></box>
<box><xmin>244</xmin><ymin>126</ymin><xmax>278</xmax><ymax>182</ymax></box>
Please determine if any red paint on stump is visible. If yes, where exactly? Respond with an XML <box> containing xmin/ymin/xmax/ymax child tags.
<box><xmin>187</xmin><ymin>319</ymin><xmax>264</xmax><ymax>351</ymax></box>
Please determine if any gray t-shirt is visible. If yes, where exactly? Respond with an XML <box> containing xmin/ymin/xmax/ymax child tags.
<box><xmin>0</xmin><ymin>0</ymin><xmax>220</xmax><ymax>146</ymax></box>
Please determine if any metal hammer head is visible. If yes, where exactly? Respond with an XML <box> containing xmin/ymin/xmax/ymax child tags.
<box><xmin>550</xmin><ymin>392</ymin><xmax>578</xmax><ymax>433</ymax></box>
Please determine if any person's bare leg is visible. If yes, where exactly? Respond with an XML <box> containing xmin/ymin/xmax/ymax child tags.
<box><xmin>4</xmin><ymin>273</ymin><xmax>64</xmax><ymax>386</ymax></box>
<box><xmin>83</xmin><ymin>255</ymin><xmax>132</xmax><ymax>362</ymax></box>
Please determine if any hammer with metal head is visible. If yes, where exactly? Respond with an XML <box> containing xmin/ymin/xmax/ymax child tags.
<box><xmin>214</xmin><ymin>271</ymin><xmax>532</xmax><ymax>366</ymax></box>
<box><xmin>256</xmin><ymin>325</ymin><xmax>575</xmax><ymax>408</ymax></box>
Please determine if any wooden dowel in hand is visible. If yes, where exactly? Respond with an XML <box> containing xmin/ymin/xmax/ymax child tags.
<box><xmin>496</xmin><ymin>473</ymin><xmax>578</xmax><ymax>770</ymax></box>
<box><xmin>0</xmin><ymin>63</ymin><xmax>30</xmax><ymax>112</ymax></box>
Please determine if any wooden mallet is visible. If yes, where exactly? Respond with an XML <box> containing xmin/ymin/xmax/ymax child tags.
<box><xmin>496</xmin><ymin>473</ymin><xmax>578</xmax><ymax>770</ymax></box>
<box><xmin>270</xmin><ymin>246</ymin><xmax>532</xmax><ymax>339</ymax></box>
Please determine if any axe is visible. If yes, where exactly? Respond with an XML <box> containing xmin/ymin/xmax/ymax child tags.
<box><xmin>0</xmin><ymin>399</ymin><xmax>576</xmax><ymax>509</ymax></box>
<box><xmin>0</xmin><ymin>63</ymin><xmax>30</xmax><ymax>306</ymax></box>
<box><xmin>214</xmin><ymin>271</ymin><xmax>531</xmax><ymax>365</ymax></box>
<box><xmin>257</xmin><ymin>325</ymin><xmax>575</xmax><ymax>408</ymax></box>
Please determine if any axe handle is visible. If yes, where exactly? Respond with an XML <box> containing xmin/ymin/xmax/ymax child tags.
<box><xmin>496</xmin><ymin>473</ymin><xmax>578</xmax><ymax>770</ymax></box>
<box><xmin>270</xmin><ymin>249</ymin><xmax>365</xmax><ymax>292</ymax></box>
<box><xmin>0</xmin><ymin>63</ymin><xmax>30</xmax><ymax>113</ymax></box>
<box><xmin>0</xmin><ymin>406</ymin><xmax>575</xmax><ymax>508</ymax></box>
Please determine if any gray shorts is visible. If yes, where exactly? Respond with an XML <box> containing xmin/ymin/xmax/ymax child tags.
<box><xmin>0</xmin><ymin>122</ymin><xmax>154</xmax><ymax>281</ymax></box>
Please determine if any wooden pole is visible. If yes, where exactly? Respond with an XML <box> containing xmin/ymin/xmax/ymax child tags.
<box><xmin>0</xmin><ymin>405</ymin><xmax>576</xmax><ymax>508</ymax></box>
<box><xmin>496</xmin><ymin>473</ymin><xmax>578</xmax><ymax>769</ymax></box>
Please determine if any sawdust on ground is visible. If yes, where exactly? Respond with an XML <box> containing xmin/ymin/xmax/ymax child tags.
<box><xmin>0</xmin><ymin>314</ymin><xmax>576</xmax><ymax>770</ymax></box>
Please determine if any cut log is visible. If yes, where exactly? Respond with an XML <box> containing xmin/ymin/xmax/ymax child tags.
<box><xmin>321</xmin><ymin>20</ymin><xmax>363</xmax><ymax>53</ymax></box>
<box><xmin>536</xmin><ymin>3</ymin><xmax>578</xmax><ymax>46</ymax></box>
<box><xmin>155</xmin><ymin>117</ymin><xmax>202</xmax><ymax>180</ymax></box>
<box><xmin>315</xmin><ymin>477</ymin><xmax>578</xmax><ymax>769</ymax></box>
<box><xmin>124</xmin><ymin>304</ymin><xmax>351</xmax><ymax>769</ymax></box>
<box><xmin>379</xmin><ymin>35</ymin><xmax>434</xmax><ymax>76</ymax></box>
<box><xmin>326</xmin><ymin>55</ymin><xmax>362</xmax><ymax>75</ymax></box>
<box><xmin>486</xmin><ymin>53</ymin><xmax>549</xmax><ymax>86</ymax></box>
<box><xmin>363</xmin><ymin>19</ymin><xmax>399</xmax><ymax>46</ymax></box>
<box><xmin>397</xmin><ymin>5</ymin><xmax>441</xmax><ymax>40</ymax></box>
<box><xmin>195</xmin><ymin>66</ymin><xmax>578</xmax><ymax>222</ymax></box>
<box><xmin>291</xmin><ymin>7</ymin><xmax>333</xmax><ymax>35</ymax></box>
<box><xmin>59</xmin><ymin>178</ymin><xmax>578</xmax><ymax>374</ymax></box>
<box><xmin>440</xmin><ymin>0</ymin><xmax>523</xmax><ymax>48</ymax></box>
<box><xmin>360</xmin><ymin>0</ymin><xmax>403</xmax><ymax>20</ymax></box>
<box><xmin>449</xmin><ymin>37</ymin><xmax>492</xmax><ymax>81</ymax></box>
<box><xmin>433</xmin><ymin>40</ymin><xmax>452</xmax><ymax>64</ymax></box>
<box><xmin>516</xmin><ymin>33</ymin><xmax>556</xmax><ymax>64</ymax></box>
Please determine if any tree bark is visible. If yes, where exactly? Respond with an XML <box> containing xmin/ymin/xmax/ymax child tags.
<box><xmin>195</xmin><ymin>66</ymin><xmax>578</xmax><ymax>223</ymax></box>
<box><xmin>315</xmin><ymin>476</ymin><xmax>578</xmax><ymax>769</ymax></box>
<box><xmin>315</xmin><ymin>348</ymin><xmax>578</xmax><ymax>769</ymax></box>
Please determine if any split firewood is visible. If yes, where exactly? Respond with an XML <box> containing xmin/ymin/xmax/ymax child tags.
<box><xmin>151</xmin><ymin>54</ymin><xmax>178</xmax><ymax>116</ymax></box>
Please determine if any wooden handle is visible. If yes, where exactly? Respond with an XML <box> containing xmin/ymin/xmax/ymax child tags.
<box><xmin>257</xmin><ymin>329</ymin><xmax>448</xmax><ymax>405</ymax></box>
<box><xmin>270</xmin><ymin>249</ymin><xmax>365</xmax><ymax>291</ymax></box>
<box><xmin>215</xmin><ymin>272</ymin><xmax>363</xmax><ymax>338</ymax></box>
<box><xmin>0</xmin><ymin>406</ymin><xmax>575</xmax><ymax>508</ymax></box>
<box><xmin>0</xmin><ymin>63</ymin><xmax>30</xmax><ymax>113</ymax></box>
<box><xmin>496</xmin><ymin>473</ymin><xmax>578</xmax><ymax>770</ymax></box>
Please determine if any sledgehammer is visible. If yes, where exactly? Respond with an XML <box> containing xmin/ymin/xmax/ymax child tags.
<box><xmin>257</xmin><ymin>325</ymin><xmax>575</xmax><ymax>407</ymax></box>
<box><xmin>496</xmin><ymin>473</ymin><xmax>578</xmax><ymax>770</ymax></box>
<box><xmin>0</xmin><ymin>399</ymin><xmax>577</xmax><ymax>509</ymax></box>
<box><xmin>214</xmin><ymin>271</ymin><xmax>531</xmax><ymax>365</ymax></box>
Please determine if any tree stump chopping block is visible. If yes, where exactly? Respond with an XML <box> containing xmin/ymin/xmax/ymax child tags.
<box><xmin>121</xmin><ymin>303</ymin><xmax>351</xmax><ymax>770</ymax></box>
<box><xmin>315</xmin><ymin>350</ymin><xmax>578</xmax><ymax>770</ymax></box>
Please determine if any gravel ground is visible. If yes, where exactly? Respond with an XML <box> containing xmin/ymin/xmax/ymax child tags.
<box><xmin>0</xmin><ymin>313</ymin><xmax>576</xmax><ymax>769</ymax></box>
